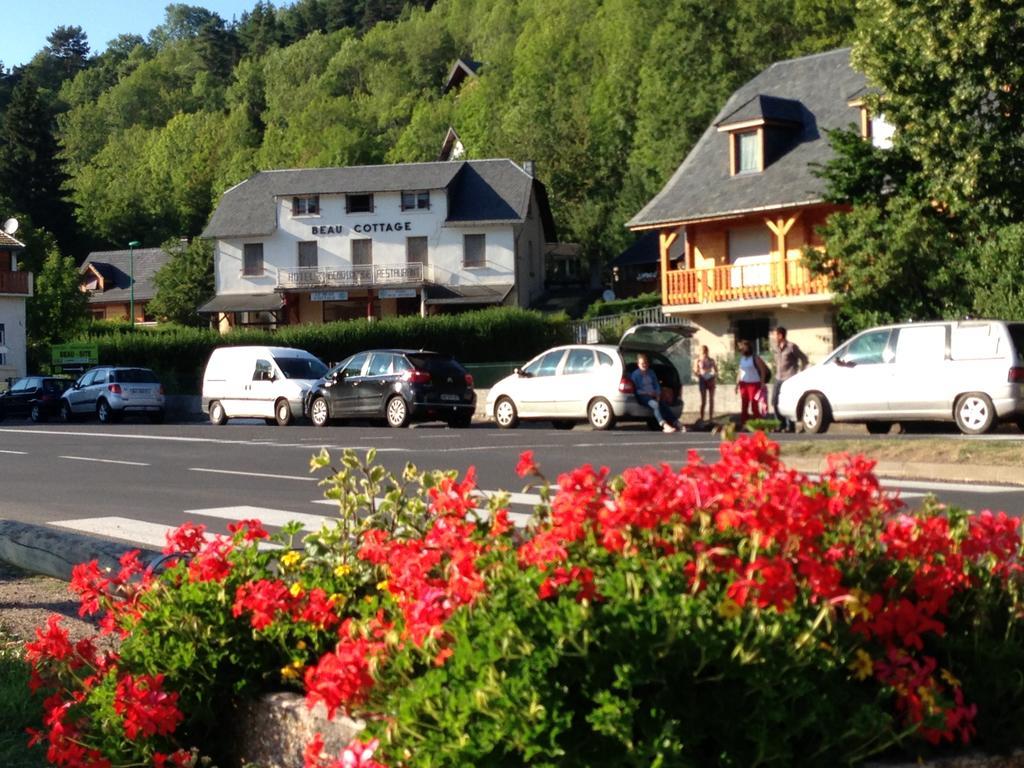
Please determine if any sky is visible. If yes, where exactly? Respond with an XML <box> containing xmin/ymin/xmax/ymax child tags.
<box><xmin>1</xmin><ymin>0</ymin><xmax>268</xmax><ymax>69</ymax></box>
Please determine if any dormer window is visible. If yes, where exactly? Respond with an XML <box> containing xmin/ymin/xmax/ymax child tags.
<box><xmin>292</xmin><ymin>195</ymin><xmax>319</xmax><ymax>216</ymax></box>
<box><xmin>735</xmin><ymin>130</ymin><xmax>761</xmax><ymax>174</ymax></box>
<box><xmin>849</xmin><ymin>96</ymin><xmax>895</xmax><ymax>150</ymax></box>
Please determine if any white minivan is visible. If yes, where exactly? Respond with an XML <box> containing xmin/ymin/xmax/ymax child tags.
<box><xmin>202</xmin><ymin>346</ymin><xmax>328</xmax><ymax>426</ymax></box>
<box><xmin>778</xmin><ymin>320</ymin><xmax>1024</xmax><ymax>435</ymax></box>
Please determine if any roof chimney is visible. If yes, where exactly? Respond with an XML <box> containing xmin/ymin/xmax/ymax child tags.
<box><xmin>523</xmin><ymin>160</ymin><xmax>536</xmax><ymax>178</ymax></box>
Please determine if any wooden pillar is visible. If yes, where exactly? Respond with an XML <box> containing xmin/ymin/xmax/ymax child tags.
<box><xmin>659</xmin><ymin>229</ymin><xmax>679</xmax><ymax>305</ymax></box>
<box><xmin>765</xmin><ymin>214</ymin><xmax>798</xmax><ymax>293</ymax></box>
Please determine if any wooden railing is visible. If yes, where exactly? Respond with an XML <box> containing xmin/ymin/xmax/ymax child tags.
<box><xmin>0</xmin><ymin>271</ymin><xmax>30</xmax><ymax>295</ymax></box>
<box><xmin>665</xmin><ymin>257</ymin><xmax>828</xmax><ymax>306</ymax></box>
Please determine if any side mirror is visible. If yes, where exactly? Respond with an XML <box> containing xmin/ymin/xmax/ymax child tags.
<box><xmin>514</xmin><ymin>367</ymin><xmax>527</xmax><ymax>377</ymax></box>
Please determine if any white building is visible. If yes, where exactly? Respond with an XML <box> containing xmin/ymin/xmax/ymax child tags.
<box><xmin>199</xmin><ymin>159</ymin><xmax>555</xmax><ymax>330</ymax></box>
<box><xmin>0</xmin><ymin>230</ymin><xmax>30</xmax><ymax>383</ymax></box>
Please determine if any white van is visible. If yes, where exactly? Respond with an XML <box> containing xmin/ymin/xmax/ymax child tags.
<box><xmin>202</xmin><ymin>346</ymin><xmax>328</xmax><ymax>426</ymax></box>
<box><xmin>778</xmin><ymin>320</ymin><xmax>1024</xmax><ymax>435</ymax></box>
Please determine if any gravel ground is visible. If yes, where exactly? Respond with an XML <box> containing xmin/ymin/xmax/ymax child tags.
<box><xmin>0</xmin><ymin>562</ymin><xmax>98</xmax><ymax>645</ymax></box>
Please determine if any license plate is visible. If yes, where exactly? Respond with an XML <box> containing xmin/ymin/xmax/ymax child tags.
<box><xmin>441</xmin><ymin>394</ymin><xmax>461</xmax><ymax>402</ymax></box>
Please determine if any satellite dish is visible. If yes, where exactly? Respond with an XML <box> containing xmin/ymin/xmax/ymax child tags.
<box><xmin>2</xmin><ymin>218</ymin><xmax>18</xmax><ymax>235</ymax></box>
<box><xmin>602</xmin><ymin>289</ymin><xmax>615</xmax><ymax>302</ymax></box>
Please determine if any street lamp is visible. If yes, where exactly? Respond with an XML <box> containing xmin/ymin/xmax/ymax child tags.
<box><xmin>127</xmin><ymin>240</ymin><xmax>141</xmax><ymax>326</ymax></box>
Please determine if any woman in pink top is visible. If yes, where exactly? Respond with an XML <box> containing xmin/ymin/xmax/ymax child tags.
<box><xmin>735</xmin><ymin>339</ymin><xmax>770</xmax><ymax>427</ymax></box>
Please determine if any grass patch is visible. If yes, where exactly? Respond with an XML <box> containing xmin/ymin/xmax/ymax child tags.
<box><xmin>0</xmin><ymin>630</ymin><xmax>45</xmax><ymax>768</ymax></box>
<box><xmin>780</xmin><ymin>438</ymin><xmax>1024</xmax><ymax>467</ymax></box>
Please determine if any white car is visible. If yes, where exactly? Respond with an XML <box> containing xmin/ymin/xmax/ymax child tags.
<box><xmin>60</xmin><ymin>366</ymin><xmax>166</xmax><ymax>424</ymax></box>
<box><xmin>486</xmin><ymin>324</ymin><xmax>694</xmax><ymax>430</ymax></box>
<box><xmin>778</xmin><ymin>320</ymin><xmax>1024</xmax><ymax>435</ymax></box>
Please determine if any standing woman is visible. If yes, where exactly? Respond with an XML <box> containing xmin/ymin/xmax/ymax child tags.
<box><xmin>735</xmin><ymin>339</ymin><xmax>769</xmax><ymax>427</ymax></box>
<box><xmin>693</xmin><ymin>345</ymin><xmax>718</xmax><ymax>422</ymax></box>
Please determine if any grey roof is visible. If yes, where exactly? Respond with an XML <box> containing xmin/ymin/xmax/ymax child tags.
<box><xmin>717</xmin><ymin>94</ymin><xmax>804</xmax><ymax>127</ymax></box>
<box><xmin>628</xmin><ymin>48</ymin><xmax>865</xmax><ymax>229</ymax></box>
<box><xmin>443</xmin><ymin>58</ymin><xmax>482</xmax><ymax>94</ymax></box>
<box><xmin>197</xmin><ymin>293</ymin><xmax>286</xmax><ymax>313</ymax></box>
<box><xmin>202</xmin><ymin>159</ymin><xmax>555</xmax><ymax>240</ymax></box>
<box><xmin>80</xmin><ymin>247</ymin><xmax>170</xmax><ymax>304</ymax></box>
<box><xmin>611</xmin><ymin>231</ymin><xmax>660</xmax><ymax>268</ymax></box>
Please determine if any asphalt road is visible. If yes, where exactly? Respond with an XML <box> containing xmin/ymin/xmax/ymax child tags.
<box><xmin>1</xmin><ymin>419</ymin><xmax>1023</xmax><ymax>551</ymax></box>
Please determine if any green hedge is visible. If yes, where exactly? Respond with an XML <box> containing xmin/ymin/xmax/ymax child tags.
<box><xmin>582</xmin><ymin>291</ymin><xmax>661</xmax><ymax>319</ymax></box>
<box><xmin>48</xmin><ymin>308</ymin><xmax>570</xmax><ymax>395</ymax></box>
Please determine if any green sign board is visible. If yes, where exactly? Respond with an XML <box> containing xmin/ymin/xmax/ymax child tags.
<box><xmin>51</xmin><ymin>343</ymin><xmax>99</xmax><ymax>367</ymax></box>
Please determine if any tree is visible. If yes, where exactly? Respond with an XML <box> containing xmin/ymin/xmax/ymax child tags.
<box><xmin>147</xmin><ymin>238</ymin><xmax>214</xmax><ymax>326</ymax></box>
<box><xmin>25</xmin><ymin>238</ymin><xmax>88</xmax><ymax>346</ymax></box>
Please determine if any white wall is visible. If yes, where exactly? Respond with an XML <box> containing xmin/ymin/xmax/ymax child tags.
<box><xmin>0</xmin><ymin>296</ymin><xmax>27</xmax><ymax>381</ymax></box>
<box><xmin>214</xmin><ymin>189</ymin><xmax>520</xmax><ymax>296</ymax></box>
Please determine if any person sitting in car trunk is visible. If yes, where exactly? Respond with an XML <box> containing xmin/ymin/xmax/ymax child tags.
<box><xmin>630</xmin><ymin>353</ymin><xmax>684</xmax><ymax>433</ymax></box>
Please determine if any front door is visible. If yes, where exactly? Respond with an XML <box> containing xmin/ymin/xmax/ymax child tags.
<box><xmin>825</xmin><ymin>329</ymin><xmax>895</xmax><ymax>418</ymax></box>
<box><xmin>328</xmin><ymin>352</ymin><xmax>369</xmax><ymax>417</ymax></box>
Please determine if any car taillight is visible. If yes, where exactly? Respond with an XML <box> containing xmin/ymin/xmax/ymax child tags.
<box><xmin>159</xmin><ymin>385</ymin><xmax>165</xmax><ymax>396</ymax></box>
<box><xmin>464</xmin><ymin>373</ymin><xmax>474</xmax><ymax>388</ymax></box>
<box><xmin>403</xmin><ymin>370</ymin><xmax>431</xmax><ymax>384</ymax></box>
<box><xmin>1009</xmin><ymin>366</ymin><xmax>1024</xmax><ymax>383</ymax></box>
<box><xmin>108</xmin><ymin>384</ymin><xmax>122</xmax><ymax>395</ymax></box>
<box><xmin>618</xmin><ymin>377</ymin><xmax>635</xmax><ymax>394</ymax></box>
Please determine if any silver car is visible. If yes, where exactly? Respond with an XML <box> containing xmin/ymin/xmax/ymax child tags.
<box><xmin>486</xmin><ymin>324</ymin><xmax>694</xmax><ymax>430</ymax></box>
<box><xmin>778</xmin><ymin>320</ymin><xmax>1024</xmax><ymax>435</ymax></box>
<box><xmin>60</xmin><ymin>366</ymin><xmax>166</xmax><ymax>424</ymax></box>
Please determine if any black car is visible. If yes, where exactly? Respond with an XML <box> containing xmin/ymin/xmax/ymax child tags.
<box><xmin>304</xmin><ymin>349</ymin><xmax>476</xmax><ymax>428</ymax></box>
<box><xmin>0</xmin><ymin>376</ymin><xmax>73</xmax><ymax>422</ymax></box>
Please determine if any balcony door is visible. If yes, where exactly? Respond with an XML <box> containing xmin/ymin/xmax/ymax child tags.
<box><xmin>728</xmin><ymin>226</ymin><xmax>771</xmax><ymax>287</ymax></box>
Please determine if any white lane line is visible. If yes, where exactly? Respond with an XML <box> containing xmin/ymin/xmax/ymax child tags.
<box><xmin>61</xmin><ymin>455</ymin><xmax>150</xmax><ymax>467</ymax></box>
<box><xmin>51</xmin><ymin>517</ymin><xmax>183</xmax><ymax>549</ymax></box>
<box><xmin>188</xmin><ymin>467</ymin><xmax>318</xmax><ymax>482</ymax></box>
<box><xmin>0</xmin><ymin>427</ymin><xmax>402</xmax><ymax>452</ymax></box>
<box><xmin>311</xmin><ymin>489</ymin><xmax>545</xmax><ymax>508</ymax></box>
<box><xmin>0</xmin><ymin>449</ymin><xmax>28</xmax><ymax>455</ymax></box>
<box><xmin>185</xmin><ymin>505</ymin><xmax>332</xmax><ymax>531</ymax></box>
<box><xmin>879</xmin><ymin>478</ymin><xmax>1024</xmax><ymax>494</ymax></box>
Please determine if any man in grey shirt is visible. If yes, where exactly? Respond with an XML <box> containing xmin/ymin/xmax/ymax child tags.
<box><xmin>772</xmin><ymin>326</ymin><xmax>808</xmax><ymax>432</ymax></box>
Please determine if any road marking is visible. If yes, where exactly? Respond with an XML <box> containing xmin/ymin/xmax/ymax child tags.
<box><xmin>188</xmin><ymin>467</ymin><xmax>318</xmax><ymax>482</ymax></box>
<box><xmin>879</xmin><ymin>478</ymin><xmax>1024</xmax><ymax>494</ymax></box>
<box><xmin>185</xmin><ymin>505</ymin><xmax>332</xmax><ymax>531</ymax></box>
<box><xmin>60</xmin><ymin>455</ymin><xmax>150</xmax><ymax>467</ymax></box>
<box><xmin>51</xmin><ymin>517</ymin><xmax>183</xmax><ymax>549</ymax></box>
<box><xmin>0</xmin><ymin>449</ymin><xmax>27</xmax><ymax>455</ymax></box>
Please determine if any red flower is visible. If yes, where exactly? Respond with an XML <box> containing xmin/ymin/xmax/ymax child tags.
<box><xmin>164</xmin><ymin>522</ymin><xmax>208</xmax><ymax>554</ymax></box>
<box><xmin>113</xmin><ymin>673</ymin><xmax>183</xmax><ymax>741</ymax></box>
<box><xmin>515</xmin><ymin>450</ymin><xmax>538</xmax><ymax>478</ymax></box>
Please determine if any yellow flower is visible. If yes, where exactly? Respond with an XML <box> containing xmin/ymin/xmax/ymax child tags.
<box><xmin>280</xmin><ymin>659</ymin><xmax>304</xmax><ymax>680</ymax></box>
<box><xmin>717</xmin><ymin>599</ymin><xmax>743</xmax><ymax>619</ymax></box>
<box><xmin>280</xmin><ymin>551</ymin><xmax>302</xmax><ymax>569</ymax></box>
<box><xmin>334</xmin><ymin>564</ymin><xmax>352</xmax><ymax>578</ymax></box>
<box><xmin>330</xmin><ymin>593</ymin><xmax>347</xmax><ymax>607</ymax></box>
<box><xmin>296</xmin><ymin>640</ymin><xmax>307</xmax><ymax>651</ymax></box>
<box><xmin>845</xmin><ymin>588</ymin><xmax>872</xmax><ymax>621</ymax></box>
<box><xmin>289</xmin><ymin>582</ymin><xmax>304</xmax><ymax>598</ymax></box>
<box><xmin>377</xmin><ymin>580</ymin><xmax>389</xmax><ymax>592</ymax></box>
<box><xmin>940</xmin><ymin>668</ymin><xmax>961</xmax><ymax>688</ymax></box>
<box><xmin>849</xmin><ymin>649</ymin><xmax>873</xmax><ymax>681</ymax></box>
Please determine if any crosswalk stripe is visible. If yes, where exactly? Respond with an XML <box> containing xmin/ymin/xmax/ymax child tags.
<box><xmin>61</xmin><ymin>455</ymin><xmax>150</xmax><ymax>467</ymax></box>
<box><xmin>184</xmin><ymin>505</ymin><xmax>332</xmax><ymax>531</ymax></box>
<box><xmin>51</xmin><ymin>517</ymin><xmax>184</xmax><ymax>549</ymax></box>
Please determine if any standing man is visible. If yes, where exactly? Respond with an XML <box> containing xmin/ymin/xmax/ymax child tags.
<box><xmin>772</xmin><ymin>326</ymin><xmax>808</xmax><ymax>432</ymax></box>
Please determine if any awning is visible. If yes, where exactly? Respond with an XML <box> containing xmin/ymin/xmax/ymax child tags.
<box><xmin>197</xmin><ymin>293</ymin><xmax>285</xmax><ymax>314</ymax></box>
<box><xmin>424</xmin><ymin>284</ymin><xmax>513</xmax><ymax>306</ymax></box>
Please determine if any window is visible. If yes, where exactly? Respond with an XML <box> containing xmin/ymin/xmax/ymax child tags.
<box><xmin>463</xmin><ymin>234</ymin><xmax>485</xmax><ymax>268</ymax></box>
<box><xmin>523</xmin><ymin>349</ymin><xmax>565</xmax><ymax>378</ymax></box>
<box><xmin>346</xmin><ymin>193</ymin><xmax>374</xmax><ymax>213</ymax></box>
<box><xmin>243</xmin><ymin>243</ymin><xmax>264</xmax><ymax>276</ymax></box>
<box><xmin>341</xmin><ymin>353</ymin><xmax>368</xmax><ymax>378</ymax></box>
<box><xmin>596</xmin><ymin>351</ymin><xmax>614</xmax><ymax>368</ymax></box>
<box><xmin>253</xmin><ymin>360</ymin><xmax>274</xmax><ymax>381</ymax></box>
<box><xmin>564</xmin><ymin>349</ymin><xmax>596</xmax><ymax>374</ymax></box>
<box><xmin>292</xmin><ymin>195</ymin><xmax>319</xmax><ymax>216</ymax></box>
<box><xmin>351</xmin><ymin>239</ymin><xmax>372</xmax><ymax>267</ymax></box>
<box><xmin>367</xmin><ymin>353</ymin><xmax>393</xmax><ymax>377</ymax></box>
<box><xmin>406</xmin><ymin>236</ymin><xmax>428</xmax><ymax>266</ymax></box>
<box><xmin>298</xmin><ymin>241</ymin><xmax>318</xmax><ymax>268</ymax></box>
<box><xmin>836</xmin><ymin>329</ymin><xmax>893</xmax><ymax>366</ymax></box>
<box><xmin>735</xmin><ymin>130</ymin><xmax>760</xmax><ymax>173</ymax></box>
<box><xmin>401</xmin><ymin>190</ymin><xmax>430</xmax><ymax>210</ymax></box>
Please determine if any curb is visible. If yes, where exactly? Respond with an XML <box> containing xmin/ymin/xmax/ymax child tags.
<box><xmin>0</xmin><ymin>520</ymin><xmax>162</xmax><ymax>582</ymax></box>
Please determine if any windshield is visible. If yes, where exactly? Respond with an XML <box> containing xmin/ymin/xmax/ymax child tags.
<box><xmin>111</xmin><ymin>369</ymin><xmax>159</xmax><ymax>384</ymax></box>
<box><xmin>274</xmin><ymin>355</ymin><xmax>328</xmax><ymax>380</ymax></box>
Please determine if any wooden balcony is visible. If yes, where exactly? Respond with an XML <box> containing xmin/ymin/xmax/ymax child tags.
<box><xmin>0</xmin><ymin>271</ymin><xmax>30</xmax><ymax>296</ymax></box>
<box><xmin>665</xmin><ymin>256</ymin><xmax>829</xmax><ymax>307</ymax></box>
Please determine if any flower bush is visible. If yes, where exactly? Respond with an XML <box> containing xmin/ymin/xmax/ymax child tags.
<box><xmin>26</xmin><ymin>435</ymin><xmax>1024</xmax><ymax>767</ymax></box>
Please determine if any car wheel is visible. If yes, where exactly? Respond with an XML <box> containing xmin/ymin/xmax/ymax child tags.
<box><xmin>60</xmin><ymin>402</ymin><xmax>74</xmax><ymax>423</ymax></box>
<box><xmin>148</xmin><ymin>410</ymin><xmax>165</xmax><ymax>424</ymax></box>
<box><xmin>274</xmin><ymin>399</ymin><xmax>293</xmax><ymax>427</ymax></box>
<box><xmin>587</xmin><ymin>397</ymin><xmax>616</xmax><ymax>430</ymax></box>
<box><xmin>97</xmin><ymin>400</ymin><xmax>114</xmax><ymax>424</ymax></box>
<box><xmin>801</xmin><ymin>393</ymin><xmax>831</xmax><ymax>434</ymax></box>
<box><xmin>310</xmin><ymin>396</ymin><xmax>331</xmax><ymax>427</ymax></box>
<box><xmin>954</xmin><ymin>392</ymin><xmax>995</xmax><ymax>435</ymax></box>
<box><xmin>865</xmin><ymin>421</ymin><xmax>892</xmax><ymax>435</ymax></box>
<box><xmin>552</xmin><ymin>420</ymin><xmax>575</xmax><ymax>430</ymax></box>
<box><xmin>386</xmin><ymin>395</ymin><xmax>409</xmax><ymax>428</ymax></box>
<box><xmin>494</xmin><ymin>397</ymin><xmax>519</xmax><ymax>429</ymax></box>
<box><xmin>209</xmin><ymin>400</ymin><xmax>227</xmax><ymax>426</ymax></box>
<box><xmin>30</xmin><ymin>404</ymin><xmax>46</xmax><ymax>423</ymax></box>
<box><xmin>447</xmin><ymin>413</ymin><xmax>472</xmax><ymax>428</ymax></box>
